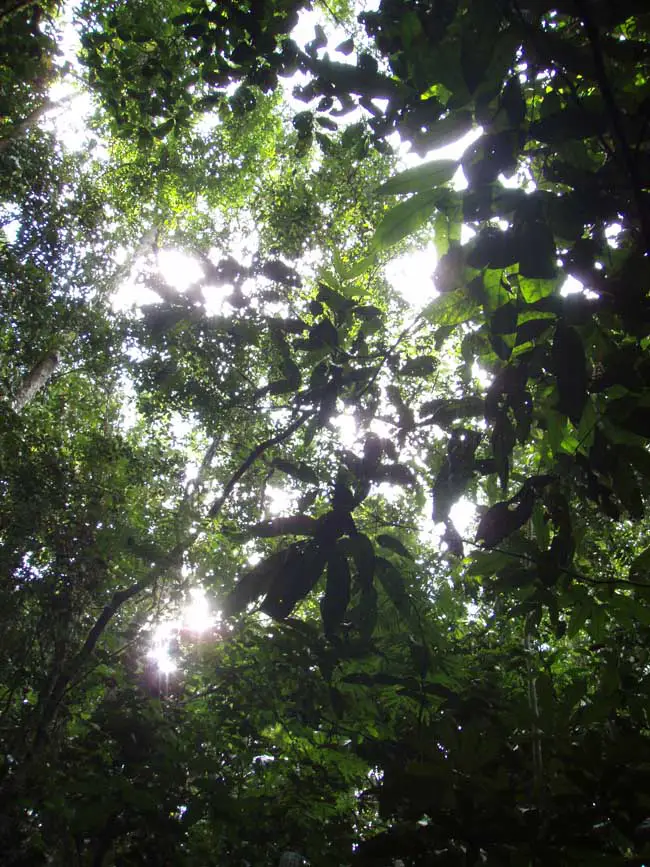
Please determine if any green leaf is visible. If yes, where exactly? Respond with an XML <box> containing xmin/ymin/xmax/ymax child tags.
<box><xmin>261</xmin><ymin>541</ymin><xmax>327</xmax><ymax>619</ymax></box>
<box><xmin>552</xmin><ymin>324</ymin><xmax>587</xmax><ymax>424</ymax></box>
<box><xmin>398</xmin><ymin>355</ymin><xmax>438</xmax><ymax>377</ymax></box>
<box><xmin>372</xmin><ymin>189</ymin><xmax>442</xmax><ymax>250</ymax></box>
<box><xmin>272</xmin><ymin>459</ymin><xmax>319</xmax><ymax>486</ymax></box>
<box><xmin>376</xmin><ymin>160</ymin><xmax>458</xmax><ymax>196</ymax></box>
<box><xmin>519</xmin><ymin>276</ymin><xmax>559</xmax><ymax>304</ymax></box>
<box><xmin>338</xmin><ymin>532</ymin><xmax>375</xmax><ymax>590</ymax></box>
<box><xmin>320</xmin><ymin>549</ymin><xmax>351</xmax><ymax>635</ymax></box>
<box><xmin>376</xmin><ymin>534</ymin><xmax>414</xmax><ymax>559</ymax></box>
<box><xmin>423</xmin><ymin>289</ymin><xmax>480</xmax><ymax>327</ymax></box>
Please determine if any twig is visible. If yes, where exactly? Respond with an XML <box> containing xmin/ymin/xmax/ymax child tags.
<box><xmin>208</xmin><ymin>411</ymin><xmax>313</xmax><ymax>519</ymax></box>
<box><xmin>573</xmin><ymin>0</ymin><xmax>650</xmax><ymax>251</ymax></box>
<box><xmin>461</xmin><ymin>536</ymin><xmax>650</xmax><ymax>589</ymax></box>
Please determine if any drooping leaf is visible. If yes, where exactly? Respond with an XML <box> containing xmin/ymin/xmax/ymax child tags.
<box><xmin>261</xmin><ymin>540</ymin><xmax>327</xmax><ymax>620</ymax></box>
<box><xmin>376</xmin><ymin>160</ymin><xmax>458</xmax><ymax>196</ymax></box>
<box><xmin>224</xmin><ymin>548</ymin><xmax>295</xmax><ymax>616</ymax></box>
<box><xmin>376</xmin><ymin>557</ymin><xmax>410</xmax><ymax>615</ymax></box>
<box><xmin>320</xmin><ymin>549</ymin><xmax>351</xmax><ymax>635</ymax></box>
<box><xmin>338</xmin><ymin>532</ymin><xmax>375</xmax><ymax>590</ymax></box>
<box><xmin>272</xmin><ymin>458</ymin><xmax>319</xmax><ymax>486</ymax></box>
<box><xmin>372</xmin><ymin>189</ymin><xmax>442</xmax><ymax>250</ymax></box>
<box><xmin>351</xmin><ymin>585</ymin><xmax>378</xmax><ymax>639</ymax></box>
<box><xmin>552</xmin><ymin>323</ymin><xmax>587</xmax><ymax>424</ymax></box>
<box><xmin>376</xmin><ymin>534</ymin><xmax>414</xmax><ymax>559</ymax></box>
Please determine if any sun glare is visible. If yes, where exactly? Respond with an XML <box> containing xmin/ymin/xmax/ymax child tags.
<box><xmin>385</xmin><ymin>244</ymin><xmax>437</xmax><ymax>305</ymax></box>
<box><xmin>183</xmin><ymin>588</ymin><xmax>216</xmax><ymax>634</ymax></box>
<box><xmin>148</xmin><ymin>589</ymin><xmax>217</xmax><ymax>672</ymax></box>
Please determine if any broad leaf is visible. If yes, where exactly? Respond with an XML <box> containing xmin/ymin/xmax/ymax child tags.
<box><xmin>321</xmin><ymin>549</ymin><xmax>351</xmax><ymax>635</ymax></box>
<box><xmin>376</xmin><ymin>534</ymin><xmax>413</xmax><ymax>559</ymax></box>
<box><xmin>372</xmin><ymin>190</ymin><xmax>442</xmax><ymax>250</ymax></box>
<box><xmin>377</xmin><ymin>160</ymin><xmax>458</xmax><ymax>196</ymax></box>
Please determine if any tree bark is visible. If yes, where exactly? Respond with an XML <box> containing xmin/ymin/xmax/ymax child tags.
<box><xmin>13</xmin><ymin>351</ymin><xmax>60</xmax><ymax>413</ymax></box>
<box><xmin>0</xmin><ymin>93</ymin><xmax>79</xmax><ymax>153</ymax></box>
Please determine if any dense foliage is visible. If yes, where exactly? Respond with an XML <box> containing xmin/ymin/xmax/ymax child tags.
<box><xmin>1</xmin><ymin>0</ymin><xmax>649</xmax><ymax>864</ymax></box>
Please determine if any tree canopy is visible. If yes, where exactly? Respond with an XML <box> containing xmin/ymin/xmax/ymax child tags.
<box><xmin>1</xmin><ymin>0</ymin><xmax>650</xmax><ymax>864</ymax></box>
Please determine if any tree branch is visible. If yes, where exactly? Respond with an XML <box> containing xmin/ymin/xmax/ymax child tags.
<box><xmin>462</xmin><ymin>537</ymin><xmax>650</xmax><ymax>589</ymax></box>
<box><xmin>573</xmin><ymin>0</ymin><xmax>650</xmax><ymax>251</ymax></box>
<box><xmin>32</xmin><ymin>544</ymin><xmax>184</xmax><ymax>750</ymax></box>
<box><xmin>12</xmin><ymin>351</ymin><xmax>60</xmax><ymax>413</ymax></box>
<box><xmin>208</xmin><ymin>411</ymin><xmax>313</xmax><ymax>519</ymax></box>
<box><xmin>0</xmin><ymin>93</ymin><xmax>81</xmax><ymax>152</ymax></box>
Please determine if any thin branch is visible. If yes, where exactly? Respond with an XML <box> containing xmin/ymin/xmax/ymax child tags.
<box><xmin>0</xmin><ymin>92</ymin><xmax>81</xmax><ymax>152</ymax></box>
<box><xmin>208</xmin><ymin>411</ymin><xmax>313</xmax><ymax>519</ymax></box>
<box><xmin>573</xmin><ymin>0</ymin><xmax>650</xmax><ymax>251</ymax></box>
<box><xmin>32</xmin><ymin>544</ymin><xmax>184</xmax><ymax>750</ymax></box>
<box><xmin>461</xmin><ymin>537</ymin><xmax>650</xmax><ymax>589</ymax></box>
<box><xmin>0</xmin><ymin>0</ymin><xmax>38</xmax><ymax>25</ymax></box>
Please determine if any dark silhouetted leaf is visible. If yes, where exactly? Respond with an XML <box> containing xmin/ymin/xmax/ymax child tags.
<box><xmin>335</xmin><ymin>37</ymin><xmax>354</xmax><ymax>55</ymax></box>
<box><xmin>224</xmin><ymin>548</ymin><xmax>294</xmax><ymax>616</ymax></box>
<box><xmin>338</xmin><ymin>532</ymin><xmax>375</xmax><ymax>590</ymax></box>
<box><xmin>376</xmin><ymin>534</ymin><xmax>413</xmax><ymax>559</ymax></box>
<box><xmin>321</xmin><ymin>549</ymin><xmax>351</xmax><ymax>635</ymax></box>
<box><xmin>552</xmin><ymin>323</ymin><xmax>587</xmax><ymax>424</ymax></box>
<box><xmin>376</xmin><ymin>556</ymin><xmax>410</xmax><ymax>615</ymax></box>
<box><xmin>398</xmin><ymin>355</ymin><xmax>438</xmax><ymax>377</ymax></box>
<box><xmin>272</xmin><ymin>459</ymin><xmax>319</xmax><ymax>486</ymax></box>
<box><xmin>261</xmin><ymin>541</ymin><xmax>327</xmax><ymax>619</ymax></box>
<box><xmin>475</xmin><ymin>489</ymin><xmax>534</xmax><ymax>548</ymax></box>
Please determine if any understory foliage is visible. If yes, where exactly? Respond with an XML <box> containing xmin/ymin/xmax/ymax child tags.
<box><xmin>1</xmin><ymin>0</ymin><xmax>650</xmax><ymax>864</ymax></box>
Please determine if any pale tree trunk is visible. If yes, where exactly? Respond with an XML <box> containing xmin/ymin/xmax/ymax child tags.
<box><xmin>12</xmin><ymin>350</ymin><xmax>60</xmax><ymax>413</ymax></box>
<box><xmin>0</xmin><ymin>93</ymin><xmax>79</xmax><ymax>153</ymax></box>
<box><xmin>9</xmin><ymin>227</ymin><xmax>159</xmax><ymax>413</ymax></box>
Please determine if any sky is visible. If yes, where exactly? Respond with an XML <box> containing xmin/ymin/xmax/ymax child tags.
<box><xmin>29</xmin><ymin>0</ymin><xmax>488</xmax><ymax>672</ymax></box>
<box><xmin>20</xmin><ymin>0</ymin><xmax>593</xmax><ymax>672</ymax></box>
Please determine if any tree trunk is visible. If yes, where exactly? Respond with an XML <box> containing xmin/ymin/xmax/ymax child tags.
<box><xmin>13</xmin><ymin>351</ymin><xmax>59</xmax><ymax>413</ymax></box>
<box><xmin>0</xmin><ymin>93</ymin><xmax>79</xmax><ymax>153</ymax></box>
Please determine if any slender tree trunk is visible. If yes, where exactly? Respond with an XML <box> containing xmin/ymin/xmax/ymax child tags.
<box><xmin>0</xmin><ymin>93</ymin><xmax>79</xmax><ymax>153</ymax></box>
<box><xmin>13</xmin><ymin>351</ymin><xmax>60</xmax><ymax>413</ymax></box>
<box><xmin>0</xmin><ymin>0</ymin><xmax>37</xmax><ymax>25</ymax></box>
